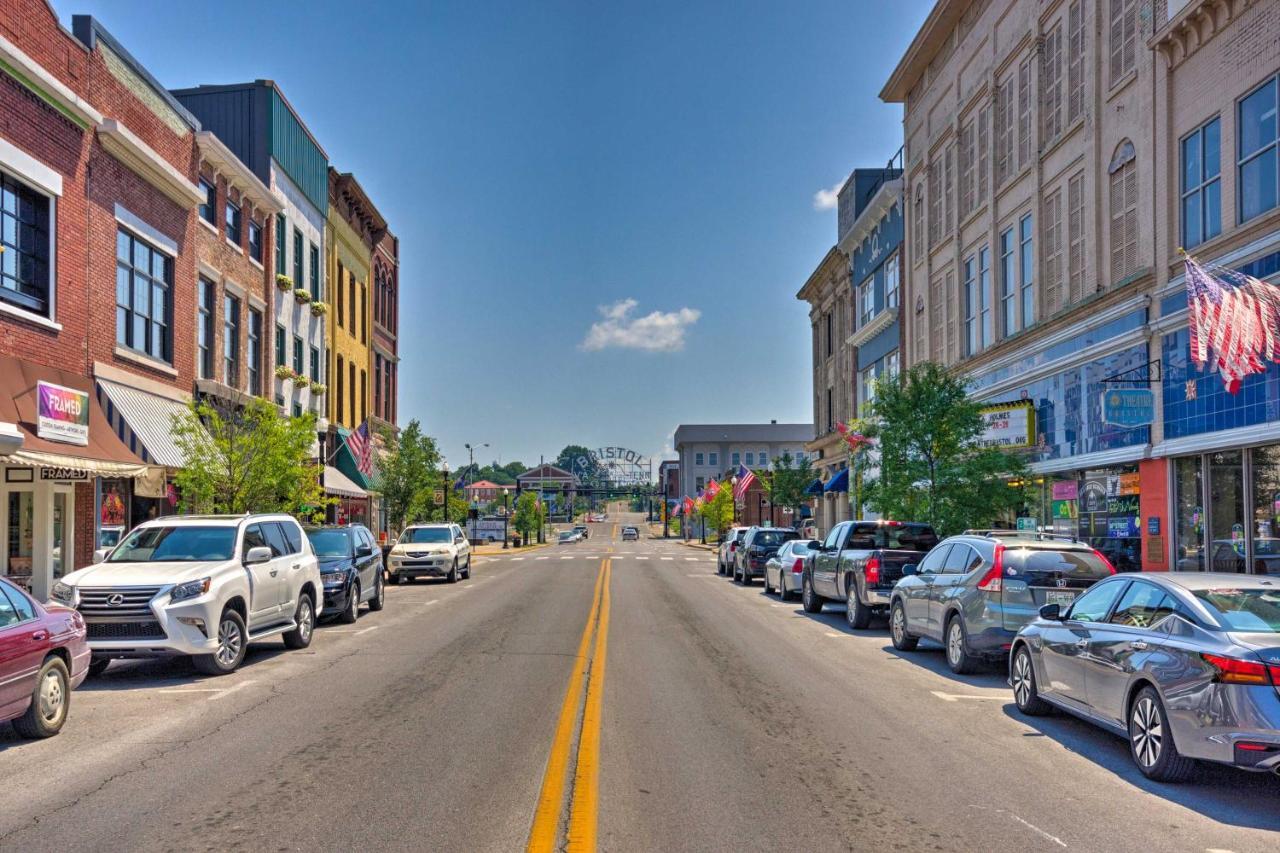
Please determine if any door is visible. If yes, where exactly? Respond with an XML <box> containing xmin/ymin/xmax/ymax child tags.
<box><xmin>928</xmin><ymin>543</ymin><xmax>981</xmax><ymax>640</ymax></box>
<box><xmin>453</xmin><ymin>526</ymin><xmax>470</xmax><ymax>565</ymax></box>
<box><xmin>268</xmin><ymin>522</ymin><xmax>305</xmax><ymax>615</ymax></box>
<box><xmin>1</xmin><ymin>488</ymin><xmax>36</xmax><ymax>595</ymax></box>
<box><xmin>242</xmin><ymin>523</ymin><xmax>285</xmax><ymax>625</ymax></box>
<box><xmin>903</xmin><ymin>544</ymin><xmax>950</xmax><ymax>633</ymax></box>
<box><xmin>1037</xmin><ymin>578</ymin><xmax>1128</xmax><ymax>713</ymax></box>
<box><xmin>356</xmin><ymin>528</ymin><xmax>378</xmax><ymax>599</ymax></box>
<box><xmin>51</xmin><ymin>486</ymin><xmax>73</xmax><ymax>586</ymax></box>
<box><xmin>0</xmin><ymin>582</ymin><xmax>47</xmax><ymax>717</ymax></box>
<box><xmin>1085</xmin><ymin>582</ymin><xmax>1180</xmax><ymax>727</ymax></box>
<box><xmin>814</xmin><ymin>523</ymin><xmax>847</xmax><ymax>598</ymax></box>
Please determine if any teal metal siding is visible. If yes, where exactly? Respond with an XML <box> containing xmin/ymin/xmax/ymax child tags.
<box><xmin>268</xmin><ymin>90</ymin><xmax>328</xmax><ymax>212</ymax></box>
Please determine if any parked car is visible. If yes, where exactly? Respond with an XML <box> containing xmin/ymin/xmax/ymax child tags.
<box><xmin>306</xmin><ymin>524</ymin><xmax>386</xmax><ymax>623</ymax></box>
<box><xmin>0</xmin><ymin>577</ymin><xmax>89</xmax><ymax>738</ymax></box>
<box><xmin>733</xmin><ymin>527</ymin><xmax>800</xmax><ymax>584</ymax></box>
<box><xmin>764</xmin><ymin>539</ymin><xmax>821</xmax><ymax>601</ymax></box>
<box><xmin>889</xmin><ymin>531</ymin><xmax>1115</xmax><ymax>674</ymax></box>
<box><xmin>387</xmin><ymin>523</ymin><xmax>473</xmax><ymax>583</ymax></box>
<box><xmin>52</xmin><ymin>514</ymin><xmax>321</xmax><ymax>677</ymax></box>
<box><xmin>716</xmin><ymin>527</ymin><xmax>750</xmax><ymax>576</ymax></box>
<box><xmin>803</xmin><ymin>520</ymin><xmax>938</xmax><ymax>628</ymax></box>
<box><xmin>1011</xmin><ymin>572</ymin><xmax>1280</xmax><ymax>782</ymax></box>
<box><xmin>621</xmin><ymin>526</ymin><xmax>639</xmax><ymax>541</ymax></box>
<box><xmin>573</xmin><ymin>524</ymin><xmax>590</xmax><ymax>540</ymax></box>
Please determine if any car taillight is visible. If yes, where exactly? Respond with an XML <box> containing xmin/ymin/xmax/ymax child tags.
<box><xmin>865</xmin><ymin>556</ymin><xmax>881</xmax><ymax>585</ymax></box>
<box><xmin>1201</xmin><ymin>652</ymin><xmax>1277</xmax><ymax>685</ymax></box>
<box><xmin>976</xmin><ymin>543</ymin><xmax>1004</xmax><ymax>592</ymax></box>
<box><xmin>729</xmin><ymin>543</ymin><xmax>737</xmax><ymax>552</ymax></box>
<box><xmin>1092</xmin><ymin>548</ymin><xmax>1117</xmax><ymax>574</ymax></box>
<box><xmin>792</xmin><ymin>558</ymin><xmax>804</xmax><ymax>574</ymax></box>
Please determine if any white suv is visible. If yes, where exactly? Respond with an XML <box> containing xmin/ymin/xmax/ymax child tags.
<box><xmin>386</xmin><ymin>523</ymin><xmax>472</xmax><ymax>584</ymax></box>
<box><xmin>50</xmin><ymin>514</ymin><xmax>322</xmax><ymax>676</ymax></box>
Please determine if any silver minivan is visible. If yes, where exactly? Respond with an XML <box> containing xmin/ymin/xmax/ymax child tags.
<box><xmin>889</xmin><ymin>531</ymin><xmax>1115</xmax><ymax>673</ymax></box>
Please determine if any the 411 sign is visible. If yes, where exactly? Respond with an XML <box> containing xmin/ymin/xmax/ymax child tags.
<box><xmin>576</xmin><ymin>447</ymin><xmax>650</xmax><ymax>487</ymax></box>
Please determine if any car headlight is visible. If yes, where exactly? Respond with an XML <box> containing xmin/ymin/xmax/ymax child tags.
<box><xmin>50</xmin><ymin>581</ymin><xmax>76</xmax><ymax>606</ymax></box>
<box><xmin>321</xmin><ymin>571</ymin><xmax>346</xmax><ymax>584</ymax></box>
<box><xmin>170</xmin><ymin>577</ymin><xmax>212</xmax><ymax>603</ymax></box>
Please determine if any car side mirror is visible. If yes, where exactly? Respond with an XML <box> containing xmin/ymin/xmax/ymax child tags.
<box><xmin>808</xmin><ymin>540</ymin><xmax>821</xmax><ymax>549</ymax></box>
<box><xmin>244</xmin><ymin>545</ymin><xmax>273</xmax><ymax>566</ymax></box>
<box><xmin>455</xmin><ymin>535</ymin><xmax>467</xmax><ymax>544</ymax></box>
<box><xmin>901</xmin><ymin>563</ymin><xmax>918</xmax><ymax>576</ymax></box>
<box><xmin>1039</xmin><ymin>603</ymin><xmax>1064</xmax><ymax>621</ymax></box>
<box><xmin>93</xmin><ymin>547</ymin><xmax>111</xmax><ymax>564</ymax></box>
<box><xmin>356</xmin><ymin>544</ymin><xmax>373</xmax><ymax>557</ymax></box>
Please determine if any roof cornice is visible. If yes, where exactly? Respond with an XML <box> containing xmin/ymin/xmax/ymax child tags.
<box><xmin>795</xmin><ymin>245</ymin><xmax>848</xmax><ymax>303</ymax></box>
<box><xmin>196</xmin><ymin>131</ymin><xmax>283</xmax><ymax>214</ymax></box>
<box><xmin>97</xmin><ymin>119</ymin><xmax>203</xmax><ymax>208</ymax></box>
<box><xmin>0</xmin><ymin>31</ymin><xmax>103</xmax><ymax>128</ymax></box>
<box><xmin>880</xmin><ymin>0</ymin><xmax>970</xmax><ymax>103</ymax></box>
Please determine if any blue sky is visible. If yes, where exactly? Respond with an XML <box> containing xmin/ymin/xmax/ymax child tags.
<box><xmin>59</xmin><ymin>0</ymin><xmax>929</xmax><ymax>471</ymax></box>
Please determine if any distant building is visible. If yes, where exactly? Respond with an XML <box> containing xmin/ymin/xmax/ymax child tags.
<box><xmin>464</xmin><ymin>480</ymin><xmax>514</xmax><ymax>504</ymax></box>
<box><xmin>672</xmin><ymin>423</ymin><xmax>812</xmax><ymax>501</ymax></box>
<box><xmin>516</xmin><ymin>464</ymin><xmax>579</xmax><ymax>519</ymax></box>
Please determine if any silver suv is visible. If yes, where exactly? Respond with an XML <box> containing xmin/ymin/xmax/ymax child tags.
<box><xmin>888</xmin><ymin>531</ymin><xmax>1115</xmax><ymax>673</ymax></box>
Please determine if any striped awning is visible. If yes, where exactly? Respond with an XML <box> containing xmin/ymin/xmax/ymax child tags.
<box><xmin>95</xmin><ymin>378</ymin><xmax>192</xmax><ymax>468</ymax></box>
<box><xmin>324</xmin><ymin>465</ymin><xmax>367</xmax><ymax>498</ymax></box>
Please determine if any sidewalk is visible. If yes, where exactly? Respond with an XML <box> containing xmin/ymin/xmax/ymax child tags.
<box><xmin>473</xmin><ymin>541</ymin><xmax>551</xmax><ymax>557</ymax></box>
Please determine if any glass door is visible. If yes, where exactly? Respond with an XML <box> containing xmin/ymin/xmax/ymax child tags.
<box><xmin>1173</xmin><ymin>456</ymin><xmax>1203</xmax><ymax>571</ymax></box>
<box><xmin>1208</xmin><ymin>450</ymin><xmax>1246</xmax><ymax>572</ymax></box>
<box><xmin>52</xmin><ymin>487</ymin><xmax>73</xmax><ymax>580</ymax></box>
<box><xmin>1250</xmin><ymin>444</ymin><xmax>1280</xmax><ymax>574</ymax></box>
<box><xmin>4</xmin><ymin>488</ymin><xmax>35</xmax><ymax>592</ymax></box>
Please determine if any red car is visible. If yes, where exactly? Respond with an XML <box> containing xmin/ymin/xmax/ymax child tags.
<box><xmin>0</xmin><ymin>577</ymin><xmax>89</xmax><ymax>738</ymax></box>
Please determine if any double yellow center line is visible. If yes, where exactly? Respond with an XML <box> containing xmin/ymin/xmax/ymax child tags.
<box><xmin>528</xmin><ymin>558</ymin><xmax>612</xmax><ymax>853</ymax></box>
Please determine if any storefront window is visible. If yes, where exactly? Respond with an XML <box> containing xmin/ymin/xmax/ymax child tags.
<box><xmin>1208</xmin><ymin>450</ymin><xmax>1246</xmax><ymax>573</ymax></box>
<box><xmin>1077</xmin><ymin>467</ymin><xmax>1141</xmax><ymax>572</ymax></box>
<box><xmin>1174</xmin><ymin>455</ymin><xmax>1204</xmax><ymax>571</ymax></box>
<box><xmin>1251</xmin><ymin>444</ymin><xmax>1280</xmax><ymax>574</ymax></box>
<box><xmin>5</xmin><ymin>490</ymin><xmax>34</xmax><ymax>591</ymax></box>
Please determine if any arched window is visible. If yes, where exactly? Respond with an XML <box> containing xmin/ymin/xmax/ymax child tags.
<box><xmin>1108</xmin><ymin>140</ymin><xmax>1137</xmax><ymax>283</ymax></box>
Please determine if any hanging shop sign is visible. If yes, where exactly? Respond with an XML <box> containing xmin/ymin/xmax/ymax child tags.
<box><xmin>1101</xmin><ymin>389</ymin><xmax>1155</xmax><ymax>428</ymax></box>
<box><xmin>977</xmin><ymin>401</ymin><xmax>1036</xmax><ymax>449</ymax></box>
<box><xmin>36</xmin><ymin>381</ymin><xmax>89</xmax><ymax>446</ymax></box>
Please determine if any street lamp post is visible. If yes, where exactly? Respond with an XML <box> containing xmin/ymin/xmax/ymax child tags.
<box><xmin>503</xmin><ymin>490</ymin><xmax>509</xmax><ymax>549</ymax></box>
<box><xmin>442</xmin><ymin>461</ymin><xmax>450</xmax><ymax>525</ymax></box>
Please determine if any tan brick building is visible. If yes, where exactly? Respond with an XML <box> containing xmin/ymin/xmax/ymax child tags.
<box><xmin>882</xmin><ymin>0</ymin><xmax>1280</xmax><ymax>573</ymax></box>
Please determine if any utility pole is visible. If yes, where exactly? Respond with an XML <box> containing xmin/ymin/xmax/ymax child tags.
<box><xmin>443</xmin><ymin>461</ymin><xmax>450</xmax><ymax>525</ymax></box>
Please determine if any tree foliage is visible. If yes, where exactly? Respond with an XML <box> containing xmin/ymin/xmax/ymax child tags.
<box><xmin>760</xmin><ymin>451</ymin><xmax>813</xmax><ymax>519</ymax></box>
<box><xmin>378</xmin><ymin>420</ymin><xmax>441</xmax><ymax>532</ymax></box>
<box><xmin>857</xmin><ymin>362</ymin><xmax>1028</xmax><ymax>535</ymax></box>
<box><xmin>556</xmin><ymin>444</ymin><xmax>605</xmax><ymax>488</ymax></box>
<box><xmin>171</xmin><ymin>398</ymin><xmax>327</xmax><ymax>518</ymax></box>
<box><xmin>697</xmin><ymin>488</ymin><xmax>735</xmax><ymax>538</ymax></box>
<box><xmin>512</xmin><ymin>491</ymin><xmax>544</xmax><ymax>541</ymax></box>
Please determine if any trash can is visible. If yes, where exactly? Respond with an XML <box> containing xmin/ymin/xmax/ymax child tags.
<box><xmin>513</xmin><ymin>535</ymin><xmax>523</xmax><ymax>547</ymax></box>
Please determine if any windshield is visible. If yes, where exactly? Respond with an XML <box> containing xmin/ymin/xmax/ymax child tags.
<box><xmin>109</xmin><ymin>526</ymin><xmax>237</xmax><ymax>562</ymax></box>
<box><xmin>559</xmin><ymin>532</ymin><xmax>574</xmax><ymax>539</ymax></box>
<box><xmin>307</xmin><ymin>529</ymin><xmax>353</xmax><ymax>557</ymax></box>
<box><xmin>844</xmin><ymin>523</ymin><xmax>938</xmax><ymax>551</ymax></box>
<box><xmin>753</xmin><ymin>530</ymin><xmax>798</xmax><ymax>548</ymax></box>
<box><xmin>1193</xmin><ymin>587</ymin><xmax>1280</xmax><ymax>633</ymax></box>
<box><xmin>401</xmin><ymin>528</ymin><xmax>451</xmax><ymax>544</ymax></box>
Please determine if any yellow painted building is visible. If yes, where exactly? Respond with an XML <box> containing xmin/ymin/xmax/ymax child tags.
<box><xmin>325</xmin><ymin>169</ymin><xmax>385</xmax><ymax>430</ymax></box>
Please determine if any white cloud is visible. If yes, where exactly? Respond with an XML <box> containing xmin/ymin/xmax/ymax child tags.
<box><xmin>813</xmin><ymin>178</ymin><xmax>845</xmax><ymax>211</ymax></box>
<box><xmin>580</xmin><ymin>299</ymin><xmax>701</xmax><ymax>353</ymax></box>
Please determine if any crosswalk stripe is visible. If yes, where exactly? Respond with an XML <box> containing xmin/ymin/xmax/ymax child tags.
<box><xmin>661</xmin><ymin>557</ymin><xmax>673</xmax><ymax>561</ymax></box>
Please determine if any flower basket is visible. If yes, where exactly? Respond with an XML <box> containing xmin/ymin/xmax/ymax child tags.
<box><xmin>274</xmin><ymin>365</ymin><xmax>296</xmax><ymax>381</ymax></box>
<box><xmin>293</xmin><ymin>288</ymin><xmax>312</xmax><ymax>304</ymax></box>
<box><xmin>275</xmin><ymin>274</ymin><xmax>293</xmax><ymax>292</ymax></box>
<box><xmin>309</xmin><ymin>301</ymin><xmax>328</xmax><ymax>317</ymax></box>
<box><xmin>309</xmin><ymin>381</ymin><xmax>327</xmax><ymax>396</ymax></box>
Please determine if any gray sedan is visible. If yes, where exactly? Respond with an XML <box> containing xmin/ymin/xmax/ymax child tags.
<box><xmin>764</xmin><ymin>539</ymin><xmax>820</xmax><ymax>601</ymax></box>
<box><xmin>1010</xmin><ymin>572</ymin><xmax>1280</xmax><ymax>782</ymax></box>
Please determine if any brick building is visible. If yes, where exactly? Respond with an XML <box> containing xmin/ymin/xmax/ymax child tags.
<box><xmin>0</xmin><ymin>4</ymin><xmax>207</xmax><ymax>600</ymax></box>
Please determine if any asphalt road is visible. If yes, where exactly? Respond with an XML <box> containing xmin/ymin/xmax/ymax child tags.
<box><xmin>1</xmin><ymin>511</ymin><xmax>1278</xmax><ymax>852</ymax></box>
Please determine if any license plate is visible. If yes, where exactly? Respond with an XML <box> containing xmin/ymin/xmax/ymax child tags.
<box><xmin>1045</xmin><ymin>590</ymin><xmax>1076</xmax><ymax>607</ymax></box>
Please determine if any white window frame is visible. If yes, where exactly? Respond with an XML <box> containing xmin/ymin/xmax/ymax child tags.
<box><xmin>0</xmin><ymin>137</ymin><xmax>60</xmax><ymax>329</ymax></box>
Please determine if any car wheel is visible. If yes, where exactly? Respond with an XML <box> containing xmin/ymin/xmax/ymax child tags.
<box><xmin>368</xmin><ymin>575</ymin><xmax>385</xmax><ymax>611</ymax></box>
<box><xmin>945</xmin><ymin>615</ymin><xmax>978</xmax><ymax>675</ymax></box>
<box><xmin>1011</xmin><ymin>645</ymin><xmax>1052</xmax><ymax>716</ymax></box>
<box><xmin>283</xmin><ymin>594</ymin><xmax>315</xmax><ymax>650</ymax></box>
<box><xmin>801</xmin><ymin>576</ymin><xmax>823</xmax><ymax>614</ymax></box>
<box><xmin>779</xmin><ymin>577</ymin><xmax>793</xmax><ymax>603</ymax></box>
<box><xmin>1129</xmin><ymin>685</ymin><xmax>1196</xmax><ymax>782</ymax></box>
<box><xmin>447</xmin><ymin>560</ymin><xmax>459</xmax><ymax>584</ymax></box>
<box><xmin>339</xmin><ymin>582</ymin><xmax>360</xmax><ymax>624</ymax></box>
<box><xmin>87</xmin><ymin>657</ymin><xmax>111</xmax><ymax>678</ymax></box>
<box><xmin>890</xmin><ymin>600</ymin><xmax>918</xmax><ymax>651</ymax></box>
<box><xmin>194</xmin><ymin>609</ymin><xmax>247</xmax><ymax>675</ymax></box>
<box><xmin>846</xmin><ymin>585</ymin><xmax>872</xmax><ymax>630</ymax></box>
<box><xmin>464</xmin><ymin>556</ymin><xmax>473</xmax><ymax>579</ymax></box>
<box><xmin>12</xmin><ymin>656</ymin><xmax>71</xmax><ymax>738</ymax></box>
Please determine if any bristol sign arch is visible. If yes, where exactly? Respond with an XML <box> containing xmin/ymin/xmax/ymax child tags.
<box><xmin>575</xmin><ymin>446</ymin><xmax>650</xmax><ymax>488</ymax></box>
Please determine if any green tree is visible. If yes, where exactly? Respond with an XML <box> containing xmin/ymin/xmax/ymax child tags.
<box><xmin>171</xmin><ymin>398</ymin><xmax>327</xmax><ymax>518</ymax></box>
<box><xmin>856</xmin><ymin>361</ymin><xmax>1028</xmax><ymax>535</ymax></box>
<box><xmin>378</xmin><ymin>420</ymin><xmax>441</xmax><ymax>532</ymax></box>
<box><xmin>555</xmin><ymin>445</ymin><xmax>604</xmax><ymax>488</ymax></box>
<box><xmin>760</xmin><ymin>451</ymin><xmax>813</xmax><ymax>520</ymax></box>
<box><xmin>698</xmin><ymin>488</ymin><xmax>735</xmax><ymax>539</ymax></box>
<box><xmin>512</xmin><ymin>491</ymin><xmax>544</xmax><ymax>542</ymax></box>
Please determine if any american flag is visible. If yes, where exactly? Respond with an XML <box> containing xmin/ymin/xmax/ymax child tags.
<box><xmin>732</xmin><ymin>464</ymin><xmax>756</xmax><ymax>501</ymax></box>
<box><xmin>345</xmin><ymin>422</ymin><xmax>373</xmax><ymax>476</ymax></box>
<box><xmin>1185</xmin><ymin>255</ymin><xmax>1280</xmax><ymax>393</ymax></box>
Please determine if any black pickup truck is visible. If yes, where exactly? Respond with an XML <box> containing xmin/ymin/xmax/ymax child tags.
<box><xmin>803</xmin><ymin>520</ymin><xmax>939</xmax><ymax>628</ymax></box>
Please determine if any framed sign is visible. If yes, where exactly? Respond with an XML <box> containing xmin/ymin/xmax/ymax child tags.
<box><xmin>977</xmin><ymin>400</ymin><xmax>1036</xmax><ymax>449</ymax></box>
<box><xmin>37</xmin><ymin>381</ymin><xmax>89</xmax><ymax>446</ymax></box>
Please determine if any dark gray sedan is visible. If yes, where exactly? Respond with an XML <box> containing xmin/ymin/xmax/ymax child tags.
<box><xmin>1010</xmin><ymin>572</ymin><xmax>1280</xmax><ymax>782</ymax></box>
